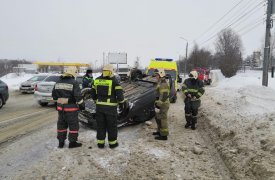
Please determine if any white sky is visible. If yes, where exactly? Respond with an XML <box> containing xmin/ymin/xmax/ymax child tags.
<box><xmin>0</xmin><ymin>0</ymin><xmax>267</xmax><ymax>67</ymax></box>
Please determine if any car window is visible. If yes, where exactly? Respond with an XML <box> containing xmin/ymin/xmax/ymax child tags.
<box><xmin>44</xmin><ymin>75</ymin><xmax>60</xmax><ymax>82</ymax></box>
<box><xmin>28</xmin><ymin>76</ymin><xmax>48</xmax><ymax>81</ymax></box>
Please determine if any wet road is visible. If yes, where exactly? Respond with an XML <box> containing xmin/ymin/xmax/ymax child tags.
<box><xmin>0</xmin><ymin>91</ymin><xmax>57</xmax><ymax>146</ymax></box>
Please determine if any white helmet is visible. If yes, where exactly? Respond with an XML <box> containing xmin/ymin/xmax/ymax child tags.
<box><xmin>64</xmin><ymin>66</ymin><xmax>78</xmax><ymax>77</ymax></box>
<box><xmin>155</xmin><ymin>68</ymin><xmax>166</xmax><ymax>78</ymax></box>
<box><xmin>189</xmin><ymin>70</ymin><xmax>198</xmax><ymax>79</ymax></box>
<box><xmin>103</xmin><ymin>64</ymin><xmax>114</xmax><ymax>73</ymax></box>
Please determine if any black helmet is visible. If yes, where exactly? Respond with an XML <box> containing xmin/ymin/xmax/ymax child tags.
<box><xmin>86</xmin><ymin>68</ymin><xmax>93</xmax><ymax>74</ymax></box>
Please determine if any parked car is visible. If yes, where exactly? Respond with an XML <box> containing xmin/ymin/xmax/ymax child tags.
<box><xmin>76</xmin><ymin>75</ymin><xmax>83</xmax><ymax>90</ymax></box>
<box><xmin>0</xmin><ymin>80</ymin><xmax>9</xmax><ymax>109</ymax></box>
<box><xmin>34</xmin><ymin>75</ymin><xmax>60</xmax><ymax>106</ymax></box>
<box><xmin>79</xmin><ymin>78</ymin><xmax>156</xmax><ymax>128</ymax></box>
<box><xmin>19</xmin><ymin>75</ymin><xmax>48</xmax><ymax>93</ymax></box>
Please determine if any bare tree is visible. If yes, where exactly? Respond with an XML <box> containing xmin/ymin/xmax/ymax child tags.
<box><xmin>186</xmin><ymin>44</ymin><xmax>213</xmax><ymax>72</ymax></box>
<box><xmin>215</xmin><ymin>28</ymin><xmax>243</xmax><ymax>77</ymax></box>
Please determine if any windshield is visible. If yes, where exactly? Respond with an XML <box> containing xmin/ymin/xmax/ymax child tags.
<box><xmin>44</xmin><ymin>75</ymin><xmax>60</xmax><ymax>82</ymax></box>
<box><xmin>147</xmin><ymin>69</ymin><xmax>177</xmax><ymax>80</ymax></box>
<box><xmin>28</xmin><ymin>76</ymin><xmax>48</xmax><ymax>82</ymax></box>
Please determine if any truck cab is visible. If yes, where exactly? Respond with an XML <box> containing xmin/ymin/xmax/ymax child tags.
<box><xmin>192</xmin><ymin>67</ymin><xmax>212</xmax><ymax>85</ymax></box>
<box><xmin>116</xmin><ymin>64</ymin><xmax>131</xmax><ymax>81</ymax></box>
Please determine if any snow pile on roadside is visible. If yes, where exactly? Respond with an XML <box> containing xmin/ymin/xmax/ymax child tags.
<box><xmin>201</xmin><ymin>70</ymin><xmax>275</xmax><ymax>179</ymax></box>
<box><xmin>0</xmin><ymin>72</ymin><xmax>102</xmax><ymax>91</ymax></box>
<box><xmin>0</xmin><ymin>73</ymin><xmax>34</xmax><ymax>90</ymax></box>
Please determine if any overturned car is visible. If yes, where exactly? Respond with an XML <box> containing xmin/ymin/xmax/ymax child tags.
<box><xmin>79</xmin><ymin>78</ymin><xmax>157</xmax><ymax>128</ymax></box>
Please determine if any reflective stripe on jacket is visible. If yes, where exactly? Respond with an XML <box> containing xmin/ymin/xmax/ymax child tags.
<box><xmin>91</xmin><ymin>75</ymin><xmax>124</xmax><ymax>107</ymax></box>
<box><xmin>182</xmin><ymin>78</ymin><xmax>205</xmax><ymax>99</ymax></box>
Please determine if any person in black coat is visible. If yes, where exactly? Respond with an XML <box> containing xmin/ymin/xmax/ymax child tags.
<box><xmin>182</xmin><ymin>70</ymin><xmax>205</xmax><ymax>130</ymax></box>
<box><xmin>52</xmin><ymin>67</ymin><xmax>85</xmax><ymax>148</ymax></box>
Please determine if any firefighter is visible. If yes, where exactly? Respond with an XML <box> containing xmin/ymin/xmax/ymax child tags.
<box><xmin>182</xmin><ymin>70</ymin><xmax>205</xmax><ymax>130</ymax></box>
<box><xmin>82</xmin><ymin>68</ymin><xmax>94</xmax><ymax>89</ymax></box>
<box><xmin>52</xmin><ymin>66</ymin><xmax>85</xmax><ymax>148</ymax></box>
<box><xmin>153</xmin><ymin>68</ymin><xmax>170</xmax><ymax>140</ymax></box>
<box><xmin>91</xmin><ymin>64</ymin><xmax>127</xmax><ymax>149</ymax></box>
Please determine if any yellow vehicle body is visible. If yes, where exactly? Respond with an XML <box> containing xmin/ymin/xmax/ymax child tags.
<box><xmin>146</xmin><ymin>59</ymin><xmax>179</xmax><ymax>90</ymax></box>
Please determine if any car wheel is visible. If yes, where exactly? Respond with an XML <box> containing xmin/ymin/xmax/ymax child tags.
<box><xmin>39</xmin><ymin>102</ymin><xmax>48</xmax><ymax>107</ymax></box>
<box><xmin>0</xmin><ymin>96</ymin><xmax>3</xmax><ymax>109</ymax></box>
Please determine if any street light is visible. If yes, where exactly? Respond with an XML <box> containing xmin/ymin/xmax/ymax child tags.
<box><xmin>94</xmin><ymin>60</ymin><xmax>98</xmax><ymax>72</ymax></box>
<box><xmin>180</xmin><ymin>37</ymin><xmax>188</xmax><ymax>77</ymax></box>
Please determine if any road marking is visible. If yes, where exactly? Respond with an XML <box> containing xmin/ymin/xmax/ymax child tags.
<box><xmin>0</xmin><ymin>109</ymin><xmax>53</xmax><ymax>125</ymax></box>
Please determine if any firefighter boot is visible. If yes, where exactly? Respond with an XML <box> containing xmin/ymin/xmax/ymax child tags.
<box><xmin>155</xmin><ymin>136</ymin><xmax>168</xmax><ymax>140</ymax></box>
<box><xmin>97</xmin><ymin>144</ymin><xmax>105</xmax><ymax>149</ymax></box>
<box><xmin>58</xmin><ymin>141</ymin><xmax>65</xmax><ymax>148</ymax></box>
<box><xmin>185</xmin><ymin>120</ymin><xmax>191</xmax><ymax>129</ymax></box>
<box><xmin>152</xmin><ymin>132</ymin><xmax>160</xmax><ymax>136</ymax></box>
<box><xmin>191</xmin><ymin>118</ymin><xmax>196</xmax><ymax>130</ymax></box>
<box><xmin>109</xmin><ymin>142</ymin><xmax>119</xmax><ymax>149</ymax></box>
<box><xmin>69</xmin><ymin>142</ymin><xmax>82</xmax><ymax>148</ymax></box>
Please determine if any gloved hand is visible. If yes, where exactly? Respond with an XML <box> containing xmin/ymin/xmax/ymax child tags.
<box><xmin>119</xmin><ymin>103</ymin><xmax>124</xmax><ymax>111</ymax></box>
<box><xmin>154</xmin><ymin>102</ymin><xmax>160</xmax><ymax>109</ymax></box>
<box><xmin>79</xmin><ymin>103</ymin><xmax>85</xmax><ymax>111</ymax></box>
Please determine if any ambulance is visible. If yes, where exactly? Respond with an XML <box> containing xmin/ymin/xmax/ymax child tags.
<box><xmin>146</xmin><ymin>58</ymin><xmax>182</xmax><ymax>103</ymax></box>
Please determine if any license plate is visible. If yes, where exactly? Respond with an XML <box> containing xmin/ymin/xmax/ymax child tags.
<box><xmin>44</xmin><ymin>97</ymin><xmax>53</xmax><ymax>101</ymax></box>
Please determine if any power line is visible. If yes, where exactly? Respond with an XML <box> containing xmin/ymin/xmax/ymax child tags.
<box><xmin>225</xmin><ymin>1</ymin><xmax>266</xmax><ymax>29</ymax></box>
<box><xmin>240</xmin><ymin>20</ymin><xmax>264</xmax><ymax>36</ymax></box>
<box><xmin>236</xmin><ymin>16</ymin><xmax>265</xmax><ymax>33</ymax></box>
<box><xmin>207</xmin><ymin>0</ymin><xmax>256</xmax><ymax>35</ymax></box>
<box><xmin>195</xmin><ymin>0</ymin><xmax>246</xmax><ymax>41</ymax></box>
<box><xmin>199</xmin><ymin>1</ymin><xmax>265</xmax><ymax>46</ymax></box>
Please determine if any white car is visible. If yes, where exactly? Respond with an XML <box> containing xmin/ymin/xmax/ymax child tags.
<box><xmin>20</xmin><ymin>75</ymin><xmax>48</xmax><ymax>93</ymax></box>
<box><xmin>34</xmin><ymin>75</ymin><xmax>61</xmax><ymax>106</ymax></box>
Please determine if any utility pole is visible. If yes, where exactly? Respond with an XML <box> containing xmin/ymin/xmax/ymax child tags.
<box><xmin>180</xmin><ymin>37</ymin><xmax>188</xmax><ymax>77</ymax></box>
<box><xmin>262</xmin><ymin>0</ymin><xmax>273</xmax><ymax>86</ymax></box>
<box><xmin>185</xmin><ymin>41</ymin><xmax>188</xmax><ymax>77</ymax></box>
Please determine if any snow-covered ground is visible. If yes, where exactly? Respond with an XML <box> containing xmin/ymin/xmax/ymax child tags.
<box><xmin>202</xmin><ymin>70</ymin><xmax>275</xmax><ymax>179</ymax></box>
<box><xmin>0</xmin><ymin>73</ymin><xmax>34</xmax><ymax>91</ymax></box>
<box><xmin>1</xmin><ymin>70</ymin><xmax>275</xmax><ymax>179</ymax></box>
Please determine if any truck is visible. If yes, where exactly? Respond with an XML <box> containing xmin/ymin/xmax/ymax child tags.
<box><xmin>146</xmin><ymin>58</ymin><xmax>182</xmax><ymax>103</ymax></box>
<box><xmin>116</xmin><ymin>64</ymin><xmax>131</xmax><ymax>81</ymax></box>
<box><xmin>192</xmin><ymin>67</ymin><xmax>212</xmax><ymax>85</ymax></box>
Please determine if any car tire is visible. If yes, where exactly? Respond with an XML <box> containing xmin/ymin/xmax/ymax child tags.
<box><xmin>39</xmin><ymin>102</ymin><xmax>48</xmax><ymax>107</ymax></box>
<box><xmin>0</xmin><ymin>96</ymin><xmax>3</xmax><ymax>109</ymax></box>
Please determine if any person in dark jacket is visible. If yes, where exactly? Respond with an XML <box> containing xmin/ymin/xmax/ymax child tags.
<box><xmin>52</xmin><ymin>66</ymin><xmax>85</xmax><ymax>148</ymax></box>
<box><xmin>182</xmin><ymin>70</ymin><xmax>205</xmax><ymax>130</ymax></box>
<box><xmin>91</xmin><ymin>64</ymin><xmax>127</xmax><ymax>149</ymax></box>
<box><xmin>82</xmin><ymin>68</ymin><xmax>93</xmax><ymax>89</ymax></box>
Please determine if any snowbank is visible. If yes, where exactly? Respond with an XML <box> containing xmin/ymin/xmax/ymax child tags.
<box><xmin>0</xmin><ymin>72</ymin><xmax>102</xmax><ymax>91</ymax></box>
<box><xmin>201</xmin><ymin>70</ymin><xmax>275</xmax><ymax>179</ymax></box>
<box><xmin>0</xmin><ymin>73</ymin><xmax>34</xmax><ymax>91</ymax></box>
